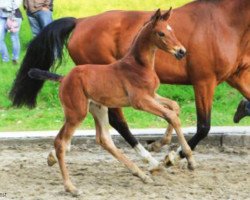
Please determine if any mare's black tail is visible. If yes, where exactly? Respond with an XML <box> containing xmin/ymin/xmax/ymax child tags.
<box><xmin>9</xmin><ymin>17</ymin><xmax>76</xmax><ymax>108</ymax></box>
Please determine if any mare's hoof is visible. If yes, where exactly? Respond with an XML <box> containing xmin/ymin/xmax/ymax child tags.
<box><xmin>47</xmin><ymin>152</ymin><xmax>57</xmax><ymax>167</ymax></box>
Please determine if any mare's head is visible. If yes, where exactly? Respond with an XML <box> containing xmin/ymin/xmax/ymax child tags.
<box><xmin>149</xmin><ymin>8</ymin><xmax>186</xmax><ymax>60</ymax></box>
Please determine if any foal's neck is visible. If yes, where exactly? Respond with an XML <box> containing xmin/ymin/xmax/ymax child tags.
<box><xmin>125</xmin><ymin>24</ymin><xmax>157</xmax><ymax>69</ymax></box>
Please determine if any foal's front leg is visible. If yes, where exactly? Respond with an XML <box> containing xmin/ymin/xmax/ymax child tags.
<box><xmin>147</xmin><ymin>94</ymin><xmax>180</xmax><ymax>152</ymax></box>
<box><xmin>132</xmin><ymin>95</ymin><xmax>195</xmax><ymax>170</ymax></box>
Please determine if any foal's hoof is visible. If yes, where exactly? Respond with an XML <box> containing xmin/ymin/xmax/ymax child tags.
<box><xmin>163</xmin><ymin>151</ymin><xmax>176</xmax><ymax>167</ymax></box>
<box><xmin>67</xmin><ymin>189</ymin><xmax>81</xmax><ymax>197</ymax></box>
<box><xmin>149</xmin><ymin>165</ymin><xmax>164</xmax><ymax>176</ymax></box>
<box><xmin>71</xmin><ymin>189</ymin><xmax>81</xmax><ymax>197</ymax></box>
<box><xmin>141</xmin><ymin>175</ymin><xmax>154</xmax><ymax>184</ymax></box>
<box><xmin>187</xmin><ymin>159</ymin><xmax>196</xmax><ymax>171</ymax></box>
<box><xmin>47</xmin><ymin>152</ymin><xmax>57</xmax><ymax>167</ymax></box>
<box><xmin>147</xmin><ymin>142</ymin><xmax>162</xmax><ymax>152</ymax></box>
<box><xmin>65</xmin><ymin>185</ymin><xmax>81</xmax><ymax>197</ymax></box>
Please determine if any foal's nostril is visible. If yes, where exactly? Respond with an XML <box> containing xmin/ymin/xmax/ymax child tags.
<box><xmin>175</xmin><ymin>48</ymin><xmax>186</xmax><ymax>60</ymax></box>
<box><xmin>179</xmin><ymin>49</ymin><xmax>186</xmax><ymax>56</ymax></box>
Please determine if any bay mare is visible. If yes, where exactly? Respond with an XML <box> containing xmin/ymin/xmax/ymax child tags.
<box><xmin>10</xmin><ymin>0</ymin><xmax>250</xmax><ymax>159</ymax></box>
<box><xmin>28</xmin><ymin>10</ymin><xmax>195</xmax><ymax>195</ymax></box>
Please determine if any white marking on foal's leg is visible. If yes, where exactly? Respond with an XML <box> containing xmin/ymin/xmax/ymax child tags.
<box><xmin>166</xmin><ymin>146</ymin><xmax>196</xmax><ymax>170</ymax></box>
<box><xmin>134</xmin><ymin>143</ymin><xmax>159</xmax><ymax>169</ymax></box>
<box><xmin>164</xmin><ymin>146</ymin><xmax>182</xmax><ymax>166</ymax></box>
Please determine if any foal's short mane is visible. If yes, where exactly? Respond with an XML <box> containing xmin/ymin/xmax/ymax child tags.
<box><xmin>124</xmin><ymin>18</ymin><xmax>154</xmax><ymax>64</ymax></box>
<box><xmin>129</xmin><ymin>19</ymin><xmax>153</xmax><ymax>47</ymax></box>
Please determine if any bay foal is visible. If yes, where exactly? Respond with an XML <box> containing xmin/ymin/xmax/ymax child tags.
<box><xmin>29</xmin><ymin>9</ymin><xmax>194</xmax><ymax>195</ymax></box>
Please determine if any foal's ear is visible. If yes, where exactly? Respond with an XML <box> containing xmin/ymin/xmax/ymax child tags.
<box><xmin>151</xmin><ymin>9</ymin><xmax>162</xmax><ymax>25</ymax></box>
<box><xmin>162</xmin><ymin>7</ymin><xmax>172</xmax><ymax>21</ymax></box>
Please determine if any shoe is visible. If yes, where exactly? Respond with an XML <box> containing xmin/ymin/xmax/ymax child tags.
<box><xmin>233</xmin><ymin>100</ymin><xmax>248</xmax><ymax>123</ymax></box>
<box><xmin>12</xmin><ymin>60</ymin><xmax>18</xmax><ymax>65</ymax></box>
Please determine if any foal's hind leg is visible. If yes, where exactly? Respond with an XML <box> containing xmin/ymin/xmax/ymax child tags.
<box><xmin>90</xmin><ymin>103</ymin><xmax>153</xmax><ymax>183</ymax></box>
<box><xmin>147</xmin><ymin>95</ymin><xmax>179</xmax><ymax>152</ymax></box>
<box><xmin>52</xmin><ymin>91</ymin><xmax>88</xmax><ymax>195</ymax></box>
<box><xmin>54</xmin><ymin>121</ymin><xmax>82</xmax><ymax>195</ymax></box>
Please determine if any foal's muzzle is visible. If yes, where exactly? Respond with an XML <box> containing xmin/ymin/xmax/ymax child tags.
<box><xmin>174</xmin><ymin>47</ymin><xmax>186</xmax><ymax>60</ymax></box>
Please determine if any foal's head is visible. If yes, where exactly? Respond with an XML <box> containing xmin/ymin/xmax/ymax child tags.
<box><xmin>149</xmin><ymin>8</ymin><xmax>186</xmax><ymax>60</ymax></box>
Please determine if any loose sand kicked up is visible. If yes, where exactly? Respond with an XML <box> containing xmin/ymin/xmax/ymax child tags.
<box><xmin>0</xmin><ymin>138</ymin><xmax>249</xmax><ymax>200</ymax></box>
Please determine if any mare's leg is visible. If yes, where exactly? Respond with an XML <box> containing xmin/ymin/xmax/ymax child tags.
<box><xmin>90</xmin><ymin>103</ymin><xmax>153</xmax><ymax>183</ymax></box>
<box><xmin>175</xmin><ymin>82</ymin><xmax>216</xmax><ymax>158</ymax></box>
<box><xmin>132</xmin><ymin>96</ymin><xmax>195</xmax><ymax>170</ymax></box>
<box><xmin>233</xmin><ymin>99</ymin><xmax>250</xmax><ymax>123</ymax></box>
<box><xmin>227</xmin><ymin>66</ymin><xmax>250</xmax><ymax>122</ymax></box>
<box><xmin>108</xmin><ymin>108</ymin><xmax>159</xmax><ymax>169</ymax></box>
<box><xmin>147</xmin><ymin>95</ymin><xmax>180</xmax><ymax>152</ymax></box>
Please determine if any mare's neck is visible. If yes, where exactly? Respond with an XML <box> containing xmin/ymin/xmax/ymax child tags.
<box><xmin>125</xmin><ymin>24</ymin><xmax>156</xmax><ymax>69</ymax></box>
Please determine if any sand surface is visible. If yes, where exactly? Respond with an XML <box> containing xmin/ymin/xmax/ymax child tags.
<box><xmin>0</xmin><ymin>140</ymin><xmax>249</xmax><ymax>200</ymax></box>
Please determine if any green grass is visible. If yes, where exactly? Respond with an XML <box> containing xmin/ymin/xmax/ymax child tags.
<box><xmin>0</xmin><ymin>0</ymin><xmax>249</xmax><ymax>131</ymax></box>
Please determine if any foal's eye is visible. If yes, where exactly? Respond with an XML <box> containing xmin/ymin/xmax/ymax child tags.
<box><xmin>158</xmin><ymin>32</ymin><xmax>165</xmax><ymax>37</ymax></box>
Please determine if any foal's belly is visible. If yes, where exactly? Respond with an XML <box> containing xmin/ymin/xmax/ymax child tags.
<box><xmin>89</xmin><ymin>95</ymin><xmax>130</xmax><ymax>108</ymax></box>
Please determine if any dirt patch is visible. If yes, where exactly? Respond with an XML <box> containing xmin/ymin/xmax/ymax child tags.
<box><xmin>0</xmin><ymin>141</ymin><xmax>249</xmax><ymax>200</ymax></box>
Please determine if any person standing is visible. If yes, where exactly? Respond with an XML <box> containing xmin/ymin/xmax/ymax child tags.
<box><xmin>23</xmin><ymin>0</ymin><xmax>53</xmax><ymax>37</ymax></box>
<box><xmin>0</xmin><ymin>0</ymin><xmax>23</xmax><ymax>64</ymax></box>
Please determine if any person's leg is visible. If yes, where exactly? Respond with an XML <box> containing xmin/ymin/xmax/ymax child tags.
<box><xmin>10</xmin><ymin>18</ymin><xmax>22</xmax><ymax>63</ymax></box>
<box><xmin>233</xmin><ymin>99</ymin><xmax>250</xmax><ymax>123</ymax></box>
<box><xmin>36</xmin><ymin>10</ymin><xmax>53</xmax><ymax>29</ymax></box>
<box><xmin>27</xmin><ymin>13</ymin><xmax>41</xmax><ymax>36</ymax></box>
<box><xmin>0</xmin><ymin>17</ymin><xmax>9</xmax><ymax>62</ymax></box>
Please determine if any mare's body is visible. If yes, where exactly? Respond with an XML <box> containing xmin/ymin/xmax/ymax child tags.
<box><xmin>10</xmin><ymin>0</ymin><xmax>250</xmax><ymax>156</ymax></box>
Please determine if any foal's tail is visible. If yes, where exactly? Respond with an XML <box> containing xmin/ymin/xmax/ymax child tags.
<box><xmin>9</xmin><ymin>17</ymin><xmax>77</xmax><ymax>108</ymax></box>
<box><xmin>28</xmin><ymin>68</ymin><xmax>62</xmax><ymax>82</ymax></box>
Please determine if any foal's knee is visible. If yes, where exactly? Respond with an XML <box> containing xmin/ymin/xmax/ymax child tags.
<box><xmin>171</xmin><ymin>101</ymin><xmax>180</xmax><ymax>116</ymax></box>
<box><xmin>165</xmin><ymin>112</ymin><xmax>181</xmax><ymax>128</ymax></box>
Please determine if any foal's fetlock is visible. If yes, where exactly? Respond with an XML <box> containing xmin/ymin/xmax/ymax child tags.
<box><xmin>47</xmin><ymin>151</ymin><xmax>57</xmax><ymax>167</ymax></box>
